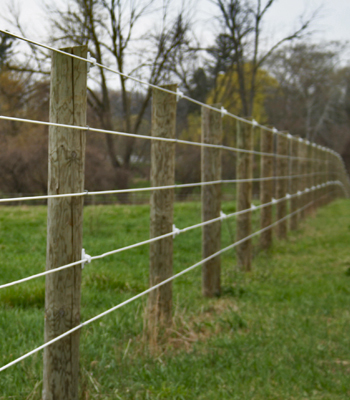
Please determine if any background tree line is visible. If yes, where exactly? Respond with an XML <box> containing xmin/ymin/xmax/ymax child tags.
<box><xmin>1</xmin><ymin>0</ymin><xmax>350</xmax><ymax>199</ymax></box>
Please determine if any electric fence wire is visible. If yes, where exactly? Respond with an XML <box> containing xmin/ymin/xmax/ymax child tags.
<box><xmin>0</xmin><ymin>189</ymin><xmax>337</xmax><ymax>374</ymax></box>
<box><xmin>0</xmin><ymin>114</ymin><xmax>328</xmax><ymax>162</ymax></box>
<box><xmin>0</xmin><ymin>180</ymin><xmax>344</xmax><ymax>290</ymax></box>
<box><xmin>0</xmin><ymin>29</ymin><xmax>343</xmax><ymax>164</ymax></box>
<box><xmin>0</xmin><ymin>28</ymin><xmax>348</xmax><ymax>377</ymax></box>
<box><xmin>0</xmin><ymin>172</ymin><xmax>328</xmax><ymax>204</ymax></box>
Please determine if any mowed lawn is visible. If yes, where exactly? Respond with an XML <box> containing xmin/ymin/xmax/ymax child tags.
<box><xmin>0</xmin><ymin>199</ymin><xmax>350</xmax><ymax>399</ymax></box>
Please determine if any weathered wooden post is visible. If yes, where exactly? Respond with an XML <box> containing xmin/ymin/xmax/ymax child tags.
<box><xmin>321</xmin><ymin>147</ymin><xmax>328</xmax><ymax>205</ymax></box>
<box><xmin>299</xmin><ymin>139</ymin><xmax>308</xmax><ymax>220</ymax></box>
<box><xmin>43</xmin><ymin>46</ymin><xmax>87</xmax><ymax>400</ymax></box>
<box><xmin>259</xmin><ymin>128</ymin><xmax>273</xmax><ymax>249</ymax></box>
<box><xmin>275</xmin><ymin>133</ymin><xmax>288</xmax><ymax>239</ymax></box>
<box><xmin>236</xmin><ymin>120</ymin><xmax>253</xmax><ymax>271</ymax></box>
<box><xmin>316</xmin><ymin>145</ymin><xmax>323</xmax><ymax>209</ymax></box>
<box><xmin>306</xmin><ymin>141</ymin><xmax>313</xmax><ymax>214</ymax></box>
<box><xmin>148</xmin><ymin>84</ymin><xmax>177</xmax><ymax>343</ymax></box>
<box><xmin>290</xmin><ymin>136</ymin><xmax>299</xmax><ymax>230</ymax></box>
<box><xmin>326</xmin><ymin>149</ymin><xmax>332</xmax><ymax>203</ymax></box>
<box><xmin>310</xmin><ymin>143</ymin><xmax>316</xmax><ymax>211</ymax></box>
<box><xmin>201</xmin><ymin>104</ymin><xmax>222</xmax><ymax>297</ymax></box>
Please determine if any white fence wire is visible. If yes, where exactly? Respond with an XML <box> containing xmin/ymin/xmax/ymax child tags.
<box><xmin>0</xmin><ymin>29</ymin><xmax>349</xmax><ymax>379</ymax></box>
<box><xmin>0</xmin><ymin>189</ymin><xmax>337</xmax><ymax>374</ymax></box>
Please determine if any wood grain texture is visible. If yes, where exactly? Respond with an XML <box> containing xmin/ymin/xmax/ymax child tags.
<box><xmin>290</xmin><ymin>138</ymin><xmax>299</xmax><ymax>230</ymax></box>
<box><xmin>43</xmin><ymin>46</ymin><xmax>87</xmax><ymax>400</ymax></box>
<box><xmin>259</xmin><ymin>129</ymin><xmax>273</xmax><ymax>249</ymax></box>
<box><xmin>148</xmin><ymin>84</ymin><xmax>177</xmax><ymax>340</ymax></box>
<box><xmin>201</xmin><ymin>105</ymin><xmax>222</xmax><ymax>297</ymax></box>
<box><xmin>275</xmin><ymin>134</ymin><xmax>288</xmax><ymax>240</ymax></box>
<box><xmin>236</xmin><ymin>120</ymin><xmax>253</xmax><ymax>272</ymax></box>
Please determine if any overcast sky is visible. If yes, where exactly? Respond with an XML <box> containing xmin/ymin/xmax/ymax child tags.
<box><xmin>1</xmin><ymin>0</ymin><xmax>350</xmax><ymax>61</ymax></box>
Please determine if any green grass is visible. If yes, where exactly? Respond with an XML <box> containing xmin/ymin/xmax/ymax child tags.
<box><xmin>0</xmin><ymin>199</ymin><xmax>350</xmax><ymax>399</ymax></box>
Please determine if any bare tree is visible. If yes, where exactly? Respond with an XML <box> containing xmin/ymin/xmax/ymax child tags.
<box><xmin>48</xmin><ymin>0</ymin><xmax>194</xmax><ymax>186</ymax></box>
<box><xmin>265</xmin><ymin>42</ymin><xmax>350</xmax><ymax>148</ymax></box>
<box><xmin>208</xmin><ymin>0</ymin><xmax>315</xmax><ymax>116</ymax></box>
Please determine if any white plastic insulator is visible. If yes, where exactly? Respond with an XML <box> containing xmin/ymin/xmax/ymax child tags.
<box><xmin>221</xmin><ymin>106</ymin><xmax>227</xmax><ymax>118</ymax></box>
<box><xmin>220</xmin><ymin>211</ymin><xmax>227</xmax><ymax>220</ymax></box>
<box><xmin>251</xmin><ymin>204</ymin><xmax>257</xmax><ymax>210</ymax></box>
<box><xmin>272</xmin><ymin>198</ymin><xmax>277</xmax><ymax>204</ymax></box>
<box><xmin>176</xmin><ymin>89</ymin><xmax>184</xmax><ymax>102</ymax></box>
<box><xmin>87</xmin><ymin>52</ymin><xmax>97</xmax><ymax>73</ymax></box>
<box><xmin>286</xmin><ymin>193</ymin><xmax>291</xmax><ymax>199</ymax></box>
<box><xmin>172</xmin><ymin>224</ymin><xmax>181</xmax><ymax>238</ymax></box>
<box><xmin>81</xmin><ymin>248</ymin><xmax>92</xmax><ymax>269</ymax></box>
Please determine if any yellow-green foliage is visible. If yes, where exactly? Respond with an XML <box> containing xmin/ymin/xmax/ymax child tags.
<box><xmin>207</xmin><ymin>64</ymin><xmax>278</xmax><ymax>121</ymax></box>
<box><xmin>181</xmin><ymin>65</ymin><xmax>278</xmax><ymax>147</ymax></box>
<box><xmin>208</xmin><ymin>65</ymin><xmax>278</xmax><ymax>147</ymax></box>
<box><xmin>181</xmin><ymin>112</ymin><xmax>202</xmax><ymax>142</ymax></box>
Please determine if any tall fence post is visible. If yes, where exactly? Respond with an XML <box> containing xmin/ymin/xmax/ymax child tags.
<box><xmin>299</xmin><ymin>139</ymin><xmax>308</xmax><ymax>220</ymax></box>
<box><xmin>326</xmin><ymin>149</ymin><xmax>332</xmax><ymax>203</ymax></box>
<box><xmin>148</xmin><ymin>84</ymin><xmax>177</xmax><ymax>344</ymax></box>
<box><xmin>260</xmin><ymin>128</ymin><xmax>273</xmax><ymax>249</ymax></box>
<box><xmin>43</xmin><ymin>46</ymin><xmax>87</xmax><ymax>400</ymax></box>
<box><xmin>290</xmin><ymin>137</ymin><xmax>299</xmax><ymax>230</ymax></box>
<box><xmin>275</xmin><ymin>134</ymin><xmax>288</xmax><ymax>239</ymax></box>
<box><xmin>306</xmin><ymin>141</ymin><xmax>313</xmax><ymax>214</ymax></box>
<box><xmin>310</xmin><ymin>143</ymin><xmax>317</xmax><ymax>212</ymax></box>
<box><xmin>201</xmin><ymin>104</ymin><xmax>222</xmax><ymax>297</ymax></box>
<box><xmin>316</xmin><ymin>145</ymin><xmax>323</xmax><ymax>208</ymax></box>
<box><xmin>236</xmin><ymin>120</ymin><xmax>253</xmax><ymax>271</ymax></box>
<box><xmin>322</xmin><ymin>147</ymin><xmax>328</xmax><ymax>205</ymax></box>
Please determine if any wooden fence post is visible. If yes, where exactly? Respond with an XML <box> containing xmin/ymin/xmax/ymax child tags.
<box><xmin>260</xmin><ymin>128</ymin><xmax>273</xmax><ymax>249</ymax></box>
<box><xmin>236</xmin><ymin>120</ymin><xmax>253</xmax><ymax>271</ymax></box>
<box><xmin>321</xmin><ymin>147</ymin><xmax>328</xmax><ymax>206</ymax></box>
<box><xmin>316</xmin><ymin>145</ymin><xmax>323</xmax><ymax>208</ymax></box>
<box><xmin>201</xmin><ymin>104</ymin><xmax>222</xmax><ymax>297</ymax></box>
<box><xmin>310</xmin><ymin>143</ymin><xmax>316</xmax><ymax>212</ymax></box>
<box><xmin>325</xmin><ymin>149</ymin><xmax>333</xmax><ymax>204</ymax></box>
<box><xmin>275</xmin><ymin>134</ymin><xmax>288</xmax><ymax>239</ymax></box>
<box><xmin>43</xmin><ymin>46</ymin><xmax>87</xmax><ymax>400</ymax></box>
<box><xmin>306</xmin><ymin>141</ymin><xmax>313</xmax><ymax>214</ymax></box>
<box><xmin>290</xmin><ymin>137</ymin><xmax>299</xmax><ymax>230</ymax></box>
<box><xmin>299</xmin><ymin>139</ymin><xmax>308</xmax><ymax>220</ymax></box>
<box><xmin>148</xmin><ymin>84</ymin><xmax>177</xmax><ymax>343</ymax></box>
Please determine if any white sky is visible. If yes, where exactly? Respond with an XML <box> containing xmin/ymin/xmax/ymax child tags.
<box><xmin>1</xmin><ymin>0</ymin><xmax>350</xmax><ymax>61</ymax></box>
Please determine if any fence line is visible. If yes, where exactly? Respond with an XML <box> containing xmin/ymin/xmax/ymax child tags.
<box><xmin>0</xmin><ymin>114</ymin><xmax>327</xmax><ymax>161</ymax></box>
<box><xmin>0</xmin><ymin>33</ymin><xmax>350</xmax><ymax>399</ymax></box>
<box><xmin>0</xmin><ymin>173</ymin><xmax>328</xmax><ymax>204</ymax></box>
<box><xmin>0</xmin><ymin>191</ymin><xmax>334</xmax><ymax>374</ymax></box>
<box><xmin>0</xmin><ymin>29</ymin><xmax>334</xmax><ymax>142</ymax></box>
<box><xmin>0</xmin><ymin>180</ymin><xmax>344</xmax><ymax>291</ymax></box>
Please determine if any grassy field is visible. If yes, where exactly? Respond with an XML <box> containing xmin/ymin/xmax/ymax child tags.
<box><xmin>0</xmin><ymin>199</ymin><xmax>350</xmax><ymax>399</ymax></box>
